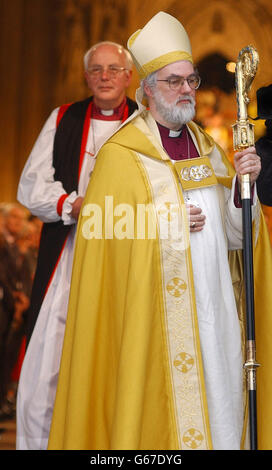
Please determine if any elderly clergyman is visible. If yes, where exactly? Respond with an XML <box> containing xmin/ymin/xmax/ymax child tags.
<box><xmin>48</xmin><ymin>13</ymin><xmax>272</xmax><ymax>450</ymax></box>
<box><xmin>16</xmin><ymin>41</ymin><xmax>137</xmax><ymax>450</ymax></box>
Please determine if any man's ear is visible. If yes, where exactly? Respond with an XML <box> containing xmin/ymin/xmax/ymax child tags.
<box><xmin>143</xmin><ymin>81</ymin><xmax>153</xmax><ymax>98</ymax></box>
<box><xmin>125</xmin><ymin>69</ymin><xmax>133</xmax><ymax>87</ymax></box>
<box><xmin>84</xmin><ymin>71</ymin><xmax>91</xmax><ymax>89</ymax></box>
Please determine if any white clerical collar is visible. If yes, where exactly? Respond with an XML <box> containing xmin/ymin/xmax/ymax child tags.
<box><xmin>169</xmin><ymin>128</ymin><xmax>182</xmax><ymax>138</ymax></box>
<box><xmin>101</xmin><ymin>109</ymin><xmax>114</xmax><ymax>116</ymax></box>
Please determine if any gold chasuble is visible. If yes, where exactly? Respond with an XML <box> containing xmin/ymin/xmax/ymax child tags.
<box><xmin>48</xmin><ymin>111</ymin><xmax>272</xmax><ymax>450</ymax></box>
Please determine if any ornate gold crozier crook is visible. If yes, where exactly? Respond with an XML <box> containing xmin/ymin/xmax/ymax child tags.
<box><xmin>232</xmin><ymin>45</ymin><xmax>260</xmax><ymax>450</ymax></box>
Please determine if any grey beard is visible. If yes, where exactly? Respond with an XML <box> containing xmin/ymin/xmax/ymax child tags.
<box><xmin>153</xmin><ymin>90</ymin><xmax>196</xmax><ymax>126</ymax></box>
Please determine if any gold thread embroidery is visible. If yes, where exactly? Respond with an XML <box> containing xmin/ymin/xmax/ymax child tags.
<box><xmin>166</xmin><ymin>277</ymin><xmax>187</xmax><ymax>297</ymax></box>
<box><xmin>182</xmin><ymin>428</ymin><xmax>204</xmax><ymax>449</ymax></box>
<box><xmin>174</xmin><ymin>352</ymin><xmax>194</xmax><ymax>373</ymax></box>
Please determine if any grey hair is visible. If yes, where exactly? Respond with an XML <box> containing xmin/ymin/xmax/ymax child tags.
<box><xmin>140</xmin><ymin>70</ymin><xmax>158</xmax><ymax>97</ymax></box>
<box><xmin>84</xmin><ymin>41</ymin><xmax>133</xmax><ymax>71</ymax></box>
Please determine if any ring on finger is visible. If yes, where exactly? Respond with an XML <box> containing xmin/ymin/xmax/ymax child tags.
<box><xmin>191</xmin><ymin>221</ymin><xmax>196</xmax><ymax>228</ymax></box>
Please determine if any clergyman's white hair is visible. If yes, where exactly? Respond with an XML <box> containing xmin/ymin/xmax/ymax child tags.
<box><xmin>84</xmin><ymin>41</ymin><xmax>133</xmax><ymax>71</ymax></box>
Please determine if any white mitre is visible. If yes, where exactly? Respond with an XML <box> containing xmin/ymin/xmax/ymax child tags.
<box><xmin>127</xmin><ymin>11</ymin><xmax>193</xmax><ymax>79</ymax></box>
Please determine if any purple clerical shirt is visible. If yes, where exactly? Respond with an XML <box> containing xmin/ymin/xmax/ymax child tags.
<box><xmin>157</xmin><ymin>122</ymin><xmax>199</xmax><ymax>161</ymax></box>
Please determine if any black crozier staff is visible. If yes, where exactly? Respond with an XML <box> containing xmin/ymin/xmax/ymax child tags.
<box><xmin>232</xmin><ymin>45</ymin><xmax>260</xmax><ymax>450</ymax></box>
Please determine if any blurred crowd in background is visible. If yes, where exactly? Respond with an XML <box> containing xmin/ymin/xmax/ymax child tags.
<box><xmin>0</xmin><ymin>203</ymin><xmax>42</xmax><ymax>421</ymax></box>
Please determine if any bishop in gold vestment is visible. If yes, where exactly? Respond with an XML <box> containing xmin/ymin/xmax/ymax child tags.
<box><xmin>48</xmin><ymin>12</ymin><xmax>272</xmax><ymax>450</ymax></box>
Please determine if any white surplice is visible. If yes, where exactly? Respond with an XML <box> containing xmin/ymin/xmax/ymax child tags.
<box><xmin>184</xmin><ymin>184</ymin><xmax>246</xmax><ymax>450</ymax></box>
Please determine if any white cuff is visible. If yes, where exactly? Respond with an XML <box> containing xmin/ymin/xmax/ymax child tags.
<box><xmin>62</xmin><ymin>191</ymin><xmax>78</xmax><ymax>225</ymax></box>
